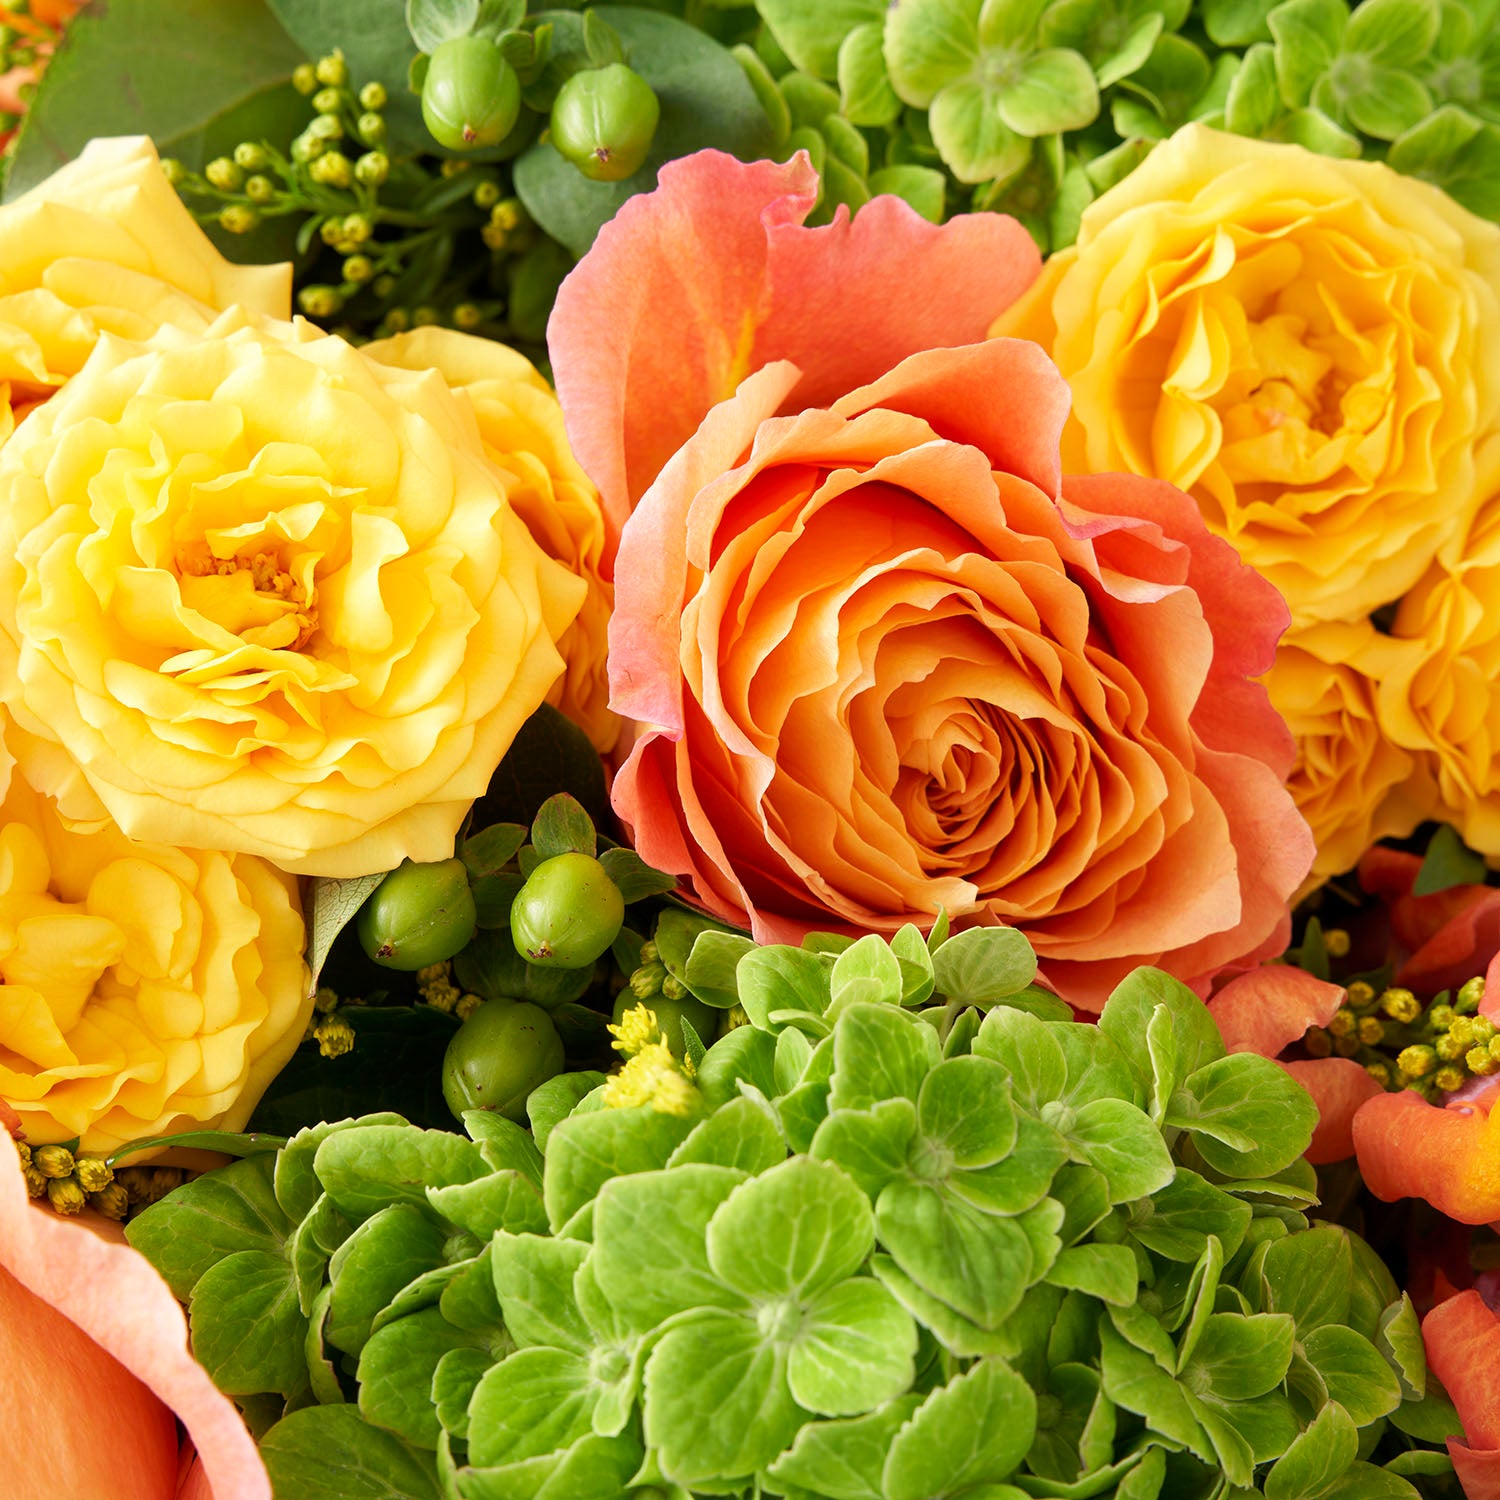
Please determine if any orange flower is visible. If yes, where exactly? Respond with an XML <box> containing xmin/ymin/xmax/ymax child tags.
<box><xmin>1423</xmin><ymin>1290</ymin><xmax>1500</xmax><ymax>1499</ymax></box>
<box><xmin>0</xmin><ymin>1130</ymin><xmax>268</xmax><ymax>1499</ymax></box>
<box><xmin>560</xmin><ymin>152</ymin><xmax>1313</xmax><ymax>1010</ymax></box>
<box><xmin>1206</xmin><ymin>964</ymin><xmax>1381</xmax><ymax>1163</ymax></box>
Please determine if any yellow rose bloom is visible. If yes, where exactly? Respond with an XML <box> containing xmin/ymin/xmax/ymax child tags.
<box><xmin>0</xmin><ymin>135</ymin><xmax>288</xmax><ymax>441</ymax></box>
<box><xmin>1377</xmin><ymin>441</ymin><xmax>1500</xmax><ymax>855</ymax></box>
<box><xmin>363</xmin><ymin>328</ymin><xmax>619</xmax><ymax>754</ymax></box>
<box><xmin>994</xmin><ymin>124</ymin><xmax>1500</xmax><ymax>628</ymax></box>
<box><xmin>1268</xmin><ymin>621</ymin><xmax>1435</xmax><ymax>891</ymax></box>
<box><xmin>0</xmin><ymin>744</ymin><xmax>309</xmax><ymax>1156</ymax></box>
<box><xmin>0</xmin><ymin>311</ymin><xmax>586</xmax><ymax>876</ymax></box>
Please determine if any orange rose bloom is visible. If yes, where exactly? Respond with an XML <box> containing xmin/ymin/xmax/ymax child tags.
<box><xmin>553</xmin><ymin>151</ymin><xmax>1313</xmax><ymax>1009</ymax></box>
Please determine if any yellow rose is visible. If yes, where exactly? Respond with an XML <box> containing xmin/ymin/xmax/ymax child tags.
<box><xmin>0</xmin><ymin>136</ymin><xmax>288</xmax><ymax>440</ymax></box>
<box><xmin>994</xmin><ymin>124</ymin><xmax>1500</xmax><ymax>628</ymax></box>
<box><xmin>0</xmin><ymin>742</ymin><xmax>309</xmax><ymax>1155</ymax></box>
<box><xmin>0</xmin><ymin>311</ymin><xmax>586</xmax><ymax>876</ymax></box>
<box><xmin>1377</xmin><ymin>440</ymin><xmax>1500</xmax><ymax>855</ymax></box>
<box><xmin>1268</xmin><ymin>621</ymin><xmax>1435</xmax><ymax>891</ymax></box>
<box><xmin>363</xmin><ymin>328</ymin><xmax>619</xmax><ymax>754</ymax></box>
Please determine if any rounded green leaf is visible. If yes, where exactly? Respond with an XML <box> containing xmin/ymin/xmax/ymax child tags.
<box><xmin>260</xmin><ymin>1404</ymin><xmax>443</xmax><ymax>1500</ymax></box>
<box><xmin>790</xmin><ymin>1278</ymin><xmax>919</xmax><ymax>1415</ymax></box>
<box><xmin>885</xmin><ymin>0</ymin><xmax>984</xmax><ymax>107</ymax></box>
<box><xmin>708</xmin><ymin>1156</ymin><xmax>874</xmax><ymax>1299</ymax></box>
<box><xmin>1067</xmin><ymin>1099</ymin><xmax>1175</xmax><ymax>1204</ymax></box>
<box><xmin>357</xmin><ymin>1307</ymin><xmax>481</xmax><ymax>1449</ymax></box>
<box><xmin>327</xmin><ymin>1205</ymin><xmax>449</xmax><ymax>1356</ymax></box>
<box><xmin>916</xmin><ymin>1055</ymin><xmax>1018</xmax><ymax>1168</ymax></box>
<box><xmin>467</xmin><ymin>1347</ymin><xmax>597</xmax><ymax>1467</ymax></box>
<box><xmin>1302</xmin><ymin>1325</ymin><xmax>1404</xmax><ymax>1424</ymax></box>
<box><xmin>973</xmin><ymin>1006</ymin><xmax>1067</xmax><ymax>1110</ymax></box>
<box><xmin>997</xmin><ymin>48</ymin><xmax>1100</xmax><ymax>133</ymax></box>
<box><xmin>830</xmin><ymin>1002</ymin><xmax>941</xmax><ymax>1111</ymax></box>
<box><xmin>1345</xmin><ymin>0</ymin><xmax>1439</xmax><ymax>61</ymax></box>
<box><xmin>758</xmin><ymin>0</ymin><xmax>887</xmax><ymax>77</ymax></box>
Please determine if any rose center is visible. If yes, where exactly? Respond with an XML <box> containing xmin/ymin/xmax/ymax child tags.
<box><xmin>175</xmin><ymin>543</ymin><xmax>319</xmax><ymax>650</ymax></box>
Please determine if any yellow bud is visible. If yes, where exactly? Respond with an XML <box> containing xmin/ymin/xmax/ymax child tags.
<box><xmin>411</xmin><ymin>306</ymin><xmax>440</xmax><ymax>327</ymax></box>
<box><xmin>481</xmin><ymin>223</ymin><xmax>509</xmax><ymax>252</ymax></box>
<box><xmin>293</xmin><ymin>62</ymin><xmax>319</xmax><ymax>95</ymax></box>
<box><xmin>1334</xmin><ymin>1035</ymin><xmax>1361</xmax><ymax>1059</ymax></box>
<box><xmin>455</xmin><ymin>993</ymin><xmax>484</xmax><ymax>1021</ymax></box>
<box><xmin>90</xmin><ymin>1183</ymin><xmax>130</xmax><ymax>1221</ymax></box>
<box><xmin>608</xmin><ymin>1001</ymin><xmax>666</xmax><ymax>1058</ymax></box>
<box><xmin>1357</xmin><ymin>1016</ymin><xmax>1385</xmax><ymax>1046</ymax></box>
<box><xmin>15</xmin><ymin>1140</ymin><xmax>30</xmax><ymax>1168</ymax></box>
<box><xmin>1430</xmin><ymin>1004</ymin><xmax>1457</xmax><ymax>1030</ymax></box>
<box><xmin>1323</xmin><ymin>928</ymin><xmax>1351</xmax><ymax>958</ymax></box>
<box><xmin>310</xmin><ymin>151</ymin><xmax>353</xmax><ymax>188</ymax></box>
<box><xmin>314</xmin><ymin>1016</ymin><xmax>356</xmax><ymax>1059</ymax></box>
<box><xmin>1398</xmin><ymin>1045</ymin><xmax>1437</xmax><ymax>1079</ymax></box>
<box><xmin>46</xmin><ymin>1177</ymin><xmax>87</xmax><ymax>1215</ymax></box>
<box><xmin>1468</xmin><ymin>1046</ymin><xmax>1500</xmax><ymax>1076</ymax></box>
<box><xmin>218</xmin><ymin>204</ymin><xmax>260</xmax><ymax>235</ymax></box>
<box><xmin>1302</xmin><ymin>1027</ymin><xmax>1333</xmax><ymax>1058</ymax></box>
<box><xmin>1345</xmin><ymin>981</ymin><xmax>1376</xmax><ymax>1008</ymax></box>
<box><xmin>75</xmin><ymin>1157</ymin><xmax>113</xmax><ymax>1193</ymax></box>
<box><xmin>1472</xmin><ymin>1017</ymin><xmax>1496</xmax><ymax>1045</ymax></box>
<box><xmin>1365</xmin><ymin>1061</ymin><xmax>1392</xmax><ymax>1088</ymax></box>
<box><xmin>1327</xmin><ymin>1008</ymin><xmax>1357</xmax><ymax>1039</ymax></box>
<box><xmin>33</xmin><ymin>1144</ymin><xmax>75</xmax><ymax>1179</ymax></box>
<box><xmin>359</xmin><ymin>81</ymin><xmax>387</xmax><ymax>111</ymax></box>
<box><xmin>1435</xmin><ymin>1065</ymin><xmax>1468</xmax><ymax>1093</ymax></box>
<box><xmin>629</xmin><ymin>961</ymin><xmax>667</xmax><ymax>1000</ymax></box>
<box><xmin>1380</xmin><ymin>988</ymin><xmax>1421</xmax><ymax>1023</ymax></box>
<box><xmin>724</xmin><ymin>1004</ymin><xmax>749</xmax><ymax>1031</ymax></box>
<box><xmin>1437</xmin><ymin>1032</ymin><xmax>1469</xmax><ymax>1062</ymax></box>
<box><xmin>1451</xmin><ymin>1018</ymin><xmax>1477</xmax><ymax>1049</ymax></box>
<box><xmin>314</xmin><ymin>986</ymin><xmax>339</xmax><ymax>1014</ymax></box>
<box><xmin>205</xmin><ymin>156</ymin><xmax>244</xmax><ymax>191</ymax></box>
<box><xmin>473</xmin><ymin>180</ymin><xmax>502</xmax><ymax>209</ymax></box>
<box><xmin>661</xmin><ymin>973</ymin><xmax>688</xmax><ymax>1002</ymax></box>
<box><xmin>382</xmin><ymin>308</ymin><xmax>411</xmax><ymax>334</ymax></box>
<box><xmin>22</xmin><ymin>1164</ymin><xmax>46</xmax><ymax>1199</ymax></box>
<box><xmin>1458</xmin><ymin>976</ymin><xmax>1486</xmax><ymax>1013</ymax></box>
<box><xmin>453</xmin><ymin>302</ymin><xmax>483</xmax><ymax>330</ymax></box>
<box><xmin>315</xmin><ymin>50</ymin><xmax>348</xmax><ymax>87</ymax></box>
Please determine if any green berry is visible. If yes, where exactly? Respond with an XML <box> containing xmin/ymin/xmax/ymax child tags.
<box><xmin>359</xmin><ymin>856</ymin><xmax>477</xmax><ymax>970</ymax></box>
<box><xmin>510</xmin><ymin>852</ymin><xmax>624</xmax><ymax>969</ymax></box>
<box><xmin>442</xmin><ymin>998</ymin><xmax>565</xmax><ymax>1122</ymax></box>
<box><xmin>549</xmin><ymin>63</ymin><xmax>660</xmax><ymax>183</ymax></box>
<box><xmin>421</xmin><ymin>36</ymin><xmax>521</xmax><ymax>151</ymax></box>
<box><xmin>611</xmin><ymin>989</ymin><xmax>720</xmax><ymax>1058</ymax></box>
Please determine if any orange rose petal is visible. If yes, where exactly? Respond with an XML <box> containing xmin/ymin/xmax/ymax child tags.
<box><xmin>1207</xmin><ymin>964</ymin><xmax>1347</xmax><ymax>1057</ymax></box>
<box><xmin>1283</xmin><ymin>1058</ymin><xmax>1383</xmax><ymax>1164</ymax></box>
<box><xmin>552</xmin><ymin>151</ymin><xmax>1039</xmax><ymax>554</ymax></box>
<box><xmin>0</xmin><ymin>1135</ymin><xmax>270</xmax><ymax>1500</ymax></box>
<box><xmin>1424</xmin><ymin>1290</ymin><xmax>1500</xmax><ymax>1448</ymax></box>
<box><xmin>1400</xmin><ymin>890</ymin><xmax>1500</xmax><ymax>996</ymax></box>
<box><xmin>1352</xmin><ymin>1089</ymin><xmax>1500</xmax><ymax>1224</ymax></box>
<box><xmin>1359</xmin><ymin>845</ymin><xmax>1493</xmax><ymax>956</ymax></box>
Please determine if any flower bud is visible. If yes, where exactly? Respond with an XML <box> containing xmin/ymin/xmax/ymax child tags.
<box><xmin>313</xmin><ymin>86</ymin><xmax>344</xmax><ymax>114</ymax></box>
<box><xmin>234</xmin><ymin>141</ymin><xmax>270</xmax><ymax>171</ymax></box>
<box><xmin>160</xmin><ymin>157</ymin><xmax>186</xmax><ymax>186</ymax></box>
<box><xmin>47</xmin><ymin>1177</ymin><xmax>87</xmax><ymax>1215</ymax></box>
<box><xmin>33</xmin><ymin>1144</ymin><xmax>75</xmax><ymax>1179</ymax></box>
<box><xmin>472</xmin><ymin>180</ymin><xmax>501</xmax><ymax>210</ymax></box>
<box><xmin>218</xmin><ymin>204</ymin><xmax>260</xmax><ymax>234</ymax></box>
<box><xmin>298</xmin><ymin>285</ymin><xmax>344</xmax><ymax>319</ymax></box>
<box><xmin>355</xmin><ymin>150</ymin><xmax>389</xmax><ymax>186</ymax></box>
<box><xmin>1458</xmin><ymin>975</ymin><xmax>1486</xmax><ymax>1013</ymax></box>
<box><xmin>455</xmin><ymin>992</ymin><xmax>483</xmax><ymax>1021</ymax></box>
<box><xmin>629</xmin><ymin>960</ymin><xmax>667</xmax><ymax>999</ymax></box>
<box><xmin>442</xmin><ymin>998</ymin><xmax>565</xmax><ymax>1122</ymax></box>
<box><xmin>373</xmin><ymin>274</ymin><xmax>398</xmax><ymax>298</ymax></box>
<box><xmin>412</xmin><ymin>305</ymin><xmax>440</xmax><ymax>327</ymax></box>
<box><xmin>291</xmin><ymin>132</ymin><xmax>325</xmax><ymax>163</ymax></box>
<box><xmin>90</xmin><ymin>1183</ymin><xmax>130</xmax><ymax>1221</ymax></box>
<box><xmin>1435</xmin><ymin>1064</ymin><xmax>1467</xmax><ymax>1092</ymax></box>
<box><xmin>358</xmin><ymin>856</ymin><xmax>478</xmax><ymax>970</ymax></box>
<box><xmin>343</xmin><ymin>254</ymin><xmax>375</xmax><ymax>284</ymax></box>
<box><xmin>314</xmin><ymin>1016</ymin><xmax>356</xmax><ymax>1058</ymax></box>
<box><xmin>310</xmin><ymin>151</ymin><xmax>353</xmax><ymax>188</ymax></box>
<box><xmin>308</xmin><ymin>113</ymin><xmax>344</xmax><ymax>141</ymax></box>
<box><xmin>421</xmin><ymin>37</ymin><xmax>521</xmax><ymax>150</ymax></box>
<box><xmin>611</xmin><ymin>990</ymin><xmax>720</xmax><ymax>1059</ymax></box>
<box><xmin>205</xmin><ymin>156</ymin><xmax>244</xmax><ymax>191</ymax></box>
<box><xmin>22</xmin><ymin>1164</ymin><xmax>46</xmax><ymax>1198</ymax></box>
<box><xmin>549</xmin><ymin>63</ymin><xmax>660</xmax><ymax>183</ymax></box>
<box><xmin>453</xmin><ymin>302</ymin><xmax>483</xmax><ymax>330</ymax></box>
<box><xmin>510</xmin><ymin>852</ymin><xmax>625</xmax><ymax>969</ymax></box>
<box><xmin>359</xmin><ymin>81</ymin><xmax>387</xmax><ymax>111</ymax></box>
<box><xmin>1323</xmin><ymin>927</ymin><xmax>1350</xmax><ymax>958</ymax></box>
<box><xmin>75</xmin><ymin>1157</ymin><xmax>113</xmax><ymax>1193</ymax></box>
<box><xmin>315</xmin><ymin>50</ymin><xmax>348</xmax><ymax>87</ymax></box>
<box><xmin>341</xmin><ymin>212</ymin><xmax>374</xmax><ymax>243</ymax></box>
<box><xmin>245</xmin><ymin>174</ymin><xmax>276</xmax><ymax>203</ymax></box>
<box><xmin>358</xmin><ymin>112</ymin><xmax>387</xmax><ymax>146</ymax></box>
<box><xmin>293</xmin><ymin>62</ymin><xmax>319</xmax><ymax>95</ymax></box>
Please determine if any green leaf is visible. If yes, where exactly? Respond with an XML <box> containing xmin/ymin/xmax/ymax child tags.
<box><xmin>190</xmin><ymin>1249</ymin><xmax>308</xmax><ymax>1398</ymax></box>
<box><xmin>791</xmin><ymin>1278</ymin><xmax>919</xmax><ymax>1415</ymax></box>
<box><xmin>917</xmin><ymin>1055</ymin><xmax>1019</xmax><ymax>1168</ymax></box>
<box><xmin>514</xmin><ymin>9</ymin><xmax>776</xmax><ymax>258</ymax></box>
<box><xmin>739</xmin><ymin>944</ymin><xmax>833</xmax><ymax>1030</ymax></box>
<box><xmin>1378</xmin><ymin>1294</ymin><xmax>1427</xmax><ymax>1401</ymax></box>
<box><xmin>699</xmin><ymin>1025</ymin><xmax>780</xmax><ymax>1111</ymax></box>
<box><xmin>1336</xmin><ymin>63</ymin><xmax>1433</xmax><ymax>138</ymax></box>
<box><xmin>1065</xmin><ymin>1099</ymin><xmax>1175</xmax><ymax>1203</ymax></box>
<box><xmin>973</xmin><ymin>1006</ymin><xmax>1068</xmax><ymax>1110</ymax></box>
<box><xmin>683</xmin><ymin>930</ymin><xmax>755</xmax><ymax>1009</ymax></box>
<box><xmin>1099</xmin><ymin>1321</ymin><xmax>1210</xmax><ymax>1455</ymax></box>
<box><xmin>125</xmin><ymin>1154</ymin><xmax>291</xmax><ymax>1302</ymax></box>
<box><xmin>261</xmin><ymin>1405</ymin><xmax>442</xmax><ymax>1500</ymax></box>
<box><xmin>999</xmin><ymin>47</ymin><xmax>1101</xmax><ymax>133</ymax></box>
<box><xmin>669</xmin><ymin>1093</ymin><xmax>788</xmax><ymax>1174</ymax></box>
<box><xmin>5</xmin><ymin>0</ymin><xmax>305</xmax><ymax>200</ymax></box>
<box><xmin>1132</xmin><ymin>1170</ymin><xmax>1251</xmax><ymax>1262</ymax></box>
<box><xmin>1181</xmin><ymin>1312</ymin><xmax>1296</xmax><ymax>1401</ymax></box>
<box><xmin>759</xmin><ymin>0</ymin><xmax>886</xmax><ymax>77</ymax></box>
<box><xmin>769</xmin><ymin>1397</ymin><xmax>924</xmax><ymax>1500</ymax></box>
<box><xmin>1225</xmin><ymin>39</ymin><xmax>1283</xmax><ymax>134</ymax></box>
<box><xmin>371</xmin><ymin>1263</ymin><xmax>468</xmax><ymax>1337</ymax></box>
<box><xmin>733</xmin><ymin>43</ymin><xmax>792</xmax><ymax>151</ymax></box>
<box><xmin>433</xmin><ymin>1347</ymin><xmax>493</xmax><ymax>1440</ymax></box>
<box><xmin>811</xmin><ymin>1100</ymin><xmax>920</xmax><ymax>1198</ymax></box>
<box><xmin>644</xmin><ymin>1309</ymin><xmax>805</xmax><ymax>1485</ymax></box>
<box><xmin>358</xmin><ymin>1307</ymin><xmax>482</xmax><ymax>1449</ymax></box>
<box><xmin>428</xmin><ymin>1170</ymin><xmax>547</xmax><ymax>1239</ymax></box>
<box><xmin>831</xmin><ymin>1002</ymin><xmax>942</xmax><ymax>1110</ymax></box>
<box><xmin>305</xmin><ymin>1285</ymin><xmax>344</xmax><ymax>1406</ymax></box>
<box><xmin>1046</xmin><ymin>1243</ymin><xmax>1139</xmax><ymax>1305</ymax></box>
<box><xmin>1302</xmin><ymin>1325</ymin><xmax>1403</xmax><ymax>1423</ymax></box>
<box><xmin>948</xmin><ymin>1113</ymin><xmax>1069</xmax><ymax>1214</ymax></box>
<box><xmin>886</xmin><ymin>0</ymin><xmax>984</xmax><ymax>106</ymax></box>
<box><xmin>1259</xmin><ymin>1224</ymin><xmax>1353</xmax><ymax>1333</ymax></box>
<box><xmin>1268</xmin><ymin>0</ymin><xmax>1348</xmax><ymax>106</ymax></box>
<box><xmin>108</xmin><ymin>1128</ymin><xmax>287</xmax><ymax>1168</ymax></box>
<box><xmin>314</xmin><ymin>1127</ymin><xmax>490</xmax><ymax>1222</ymax></box>
<box><xmin>883</xmin><ymin>1358</ymin><xmax>1037</xmax><ymax>1500</ymax></box>
<box><xmin>327</xmin><ymin>1206</ymin><xmax>450</xmax><ymax>1356</ymax></box>
<box><xmin>530</xmin><ymin>793</ymin><xmax>596</xmax><ymax>861</ymax></box>
<box><xmin>832</xmin><ymin>934</ymin><xmax>906</xmax><ymax>1013</ymax></box>
<box><xmin>1166</xmin><ymin>1054</ymin><xmax>1317</xmax><ymax>1177</ymax></box>
<box><xmin>489</xmin><ymin>1232</ymin><xmax>590</xmax><ymax>1352</ymax></box>
<box><xmin>526</xmin><ymin>1071</ymin><xmax>608</xmax><ymax>1152</ymax></box>
<box><xmin>931</xmin><ymin>925</ymin><xmax>1038</xmax><ymax>1005</ymax></box>
<box><xmin>471</xmin><ymin>704</ymin><xmax>610</xmax><ymax>834</ymax></box>
<box><xmin>1344</xmin><ymin>0</ymin><xmax>1439</xmax><ymax>62</ymax></box>
<box><xmin>542</xmin><ymin>1106</ymin><xmax>696</xmax><ymax>1230</ymax></box>
<box><xmin>876</xmin><ymin>1181</ymin><xmax>1033</xmax><ymax>1328</ymax></box>
<box><xmin>1414</xmin><ymin>822</ymin><xmax>1488</xmax><ymax>896</ymax></box>
<box><xmin>467</xmin><ymin>1347</ymin><xmax>596</xmax><ymax>1466</ymax></box>
<box><xmin>840</xmin><ymin>22</ymin><xmax>904</xmax><ymax>125</ymax></box>
<box><xmin>596</xmin><ymin>846</ymin><xmax>676</xmax><ymax>903</ymax></box>
<box><xmin>439</xmin><ymin>1249</ymin><xmax>504</xmax><ymax>1336</ymax></box>
<box><xmin>1264</xmin><ymin>1400</ymin><xmax>1358</xmax><ymax>1500</ymax></box>
<box><xmin>708</xmin><ymin>1156</ymin><xmax>873</xmax><ymax>1298</ymax></box>
<box><xmin>1098</xmin><ymin>967</ymin><xmax>1224</xmax><ymax>1108</ymax></box>
<box><xmin>870</xmin><ymin>1254</ymin><xmax>1017</xmax><ymax>1357</ymax></box>
<box><xmin>1053</xmin><ymin>1022</ymin><xmax>1143</xmax><ymax>1108</ymax></box>
<box><xmin>407</xmin><ymin>0</ymin><xmax>480</xmax><ymax>52</ymax></box>
<box><xmin>1204</xmin><ymin>0</ymin><xmax>1280</xmax><ymax>42</ymax></box>
<box><xmin>868</xmin><ymin>164</ymin><xmax>947</xmax><ymax>221</ymax></box>
<box><xmin>593</xmin><ymin>1164</ymin><xmax>747</xmax><ymax>1330</ymax></box>
<box><xmin>276</xmin><ymin>1116</ymin><xmax>410</xmax><ymax>1225</ymax></box>
<box><xmin>931</xmin><ymin>79</ymin><xmax>1034</xmax><ymax>184</ymax></box>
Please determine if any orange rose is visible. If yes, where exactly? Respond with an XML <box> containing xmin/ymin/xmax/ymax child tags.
<box><xmin>552</xmin><ymin>151</ymin><xmax>1313</xmax><ymax>1009</ymax></box>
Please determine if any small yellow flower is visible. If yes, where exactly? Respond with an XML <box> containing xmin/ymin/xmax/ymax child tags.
<box><xmin>608</xmin><ymin>1001</ymin><xmax>667</xmax><ymax>1058</ymax></box>
<box><xmin>602</xmin><ymin>1041</ymin><xmax>698</xmax><ymax>1117</ymax></box>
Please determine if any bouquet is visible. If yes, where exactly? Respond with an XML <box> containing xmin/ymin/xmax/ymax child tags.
<box><xmin>2</xmin><ymin>0</ymin><xmax>1500</xmax><ymax>1496</ymax></box>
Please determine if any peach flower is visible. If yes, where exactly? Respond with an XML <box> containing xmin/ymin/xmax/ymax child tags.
<box><xmin>552</xmin><ymin>151</ymin><xmax>1313</xmax><ymax>1009</ymax></box>
<box><xmin>0</xmin><ymin>1129</ymin><xmax>268</xmax><ymax>1500</ymax></box>
<box><xmin>1423</xmin><ymin>1290</ymin><xmax>1500</xmax><ymax>1499</ymax></box>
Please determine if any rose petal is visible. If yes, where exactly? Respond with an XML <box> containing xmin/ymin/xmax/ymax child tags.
<box><xmin>1208</xmin><ymin>965</ymin><xmax>1347</xmax><ymax>1056</ymax></box>
<box><xmin>1400</xmin><ymin>889</ymin><xmax>1500</xmax><ymax>997</ymax></box>
<box><xmin>0</xmin><ymin>1134</ymin><xmax>270</xmax><ymax>1499</ymax></box>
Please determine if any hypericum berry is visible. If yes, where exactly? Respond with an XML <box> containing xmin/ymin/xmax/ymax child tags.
<box><xmin>358</xmin><ymin>857</ymin><xmax>478</xmax><ymax>970</ymax></box>
<box><xmin>442</xmin><ymin>998</ymin><xmax>565</xmax><ymax>1122</ymax></box>
<box><xmin>421</xmin><ymin>36</ymin><xmax>521</xmax><ymax>150</ymax></box>
<box><xmin>510</xmin><ymin>852</ymin><xmax>625</xmax><ymax>969</ymax></box>
<box><xmin>549</xmin><ymin>63</ymin><xmax>660</xmax><ymax>183</ymax></box>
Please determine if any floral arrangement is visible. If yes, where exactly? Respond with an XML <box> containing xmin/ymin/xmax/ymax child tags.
<box><xmin>4</xmin><ymin>0</ymin><xmax>1500</xmax><ymax>1498</ymax></box>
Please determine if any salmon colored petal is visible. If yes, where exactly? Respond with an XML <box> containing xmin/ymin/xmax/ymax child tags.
<box><xmin>1451</xmin><ymin>1443</ymin><xmax>1500</xmax><ymax>1499</ymax></box>
<box><xmin>1425</xmin><ymin>1291</ymin><xmax>1500</xmax><ymax>1449</ymax></box>
<box><xmin>0</xmin><ymin>1135</ymin><xmax>270</xmax><ymax>1500</ymax></box>
<box><xmin>1283</xmin><ymin>1058</ymin><xmax>1383</xmax><ymax>1164</ymax></box>
<box><xmin>1208</xmin><ymin>965</ymin><xmax>1347</xmax><ymax>1057</ymax></box>
<box><xmin>1353</xmin><ymin>1090</ymin><xmax>1500</xmax><ymax>1224</ymax></box>
<box><xmin>1400</xmin><ymin>889</ymin><xmax>1500</xmax><ymax>996</ymax></box>
<box><xmin>179</xmin><ymin>1456</ymin><xmax>215</xmax><ymax>1500</ymax></box>
<box><xmin>550</xmin><ymin>150</ymin><xmax>1039</xmax><ymax>561</ymax></box>
<box><xmin>1358</xmin><ymin>845</ymin><xmax>1492</xmax><ymax>956</ymax></box>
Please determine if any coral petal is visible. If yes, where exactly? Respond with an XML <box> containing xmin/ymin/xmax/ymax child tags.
<box><xmin>1425</xmin><ymin>1290</ymin><xmax>1500</xmax><ymax>1449</ymax></box>
<box><xmin>1208</xmin><ymin>964</ymin><xmax>1346</xmax><ymax>1056</ymax></box>
<box><xmin>1283</xmin><ymin>1058</ymin><xmax>1383</xmax><ymax>1164</ymax></box>
<box><xmin>1352</xmin><ymin>1090</ymin><xmax>1500</xmax><ymax>1224</ymax></box>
